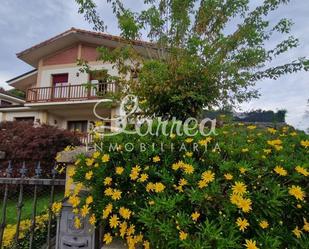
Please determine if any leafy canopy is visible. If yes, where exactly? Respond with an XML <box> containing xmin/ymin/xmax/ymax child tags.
<box><xmin>76</xmin><ymin>0</ymin><xmax>309</xmax><ymax>120</ymax></box>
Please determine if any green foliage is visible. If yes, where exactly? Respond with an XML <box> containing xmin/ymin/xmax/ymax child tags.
<box><xmin>76</xmin><ymin>0</ymin><xmax>308</xmax><ymax>120</ymax></box>
<box><xmin>71</xmin><ymin>123</ymin><xmax>309</xmax><ymax>248</ymax></box>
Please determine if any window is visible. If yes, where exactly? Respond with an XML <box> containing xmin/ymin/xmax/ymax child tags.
<box><xmin>0</xmin><ymin>100</ymin><xmax>12</xmax><ymax>106</ymax></box>
<box><xmin>52</xmin><ymin>73</ymin><xmax>69</xmax><ymax>86</ymax></box>
<box><xmin>15</xmin><ymin>117</ymin><xmax>35</xmax><ymax>123</ymax></box>
<box><xmin>67</xmin><ymin>120</ymin><xmax>88</xmax><ymax>133</ymax></box>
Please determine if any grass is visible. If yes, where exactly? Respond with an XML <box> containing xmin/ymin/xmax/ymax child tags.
<box><xmin>1</xmin><ymin>192</ymin><xmax>63</xmax><ymax>224</ymax></box>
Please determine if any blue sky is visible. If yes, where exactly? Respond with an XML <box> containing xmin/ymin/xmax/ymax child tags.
<box><xmin>0</xmin><ymin>0</ymin><xmax>308</xmax><ymax>130</ymax></box>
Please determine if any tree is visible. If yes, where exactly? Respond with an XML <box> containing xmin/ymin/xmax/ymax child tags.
<box><xmin>76</xmin><ymin>0</ymin><xmax>309</xmax><ymax>120</ymax></box>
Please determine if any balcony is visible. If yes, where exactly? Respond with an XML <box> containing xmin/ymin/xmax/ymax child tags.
<box><xmin>26</xmin><ymin>83</ymin><xmax>117</xmax><ymax>103</ymax></box>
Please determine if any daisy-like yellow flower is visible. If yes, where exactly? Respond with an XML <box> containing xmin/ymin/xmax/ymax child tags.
<box><xmin>86</xmin><ymin>196</ymin><xmax>93</xmax><ymax>205</ymax></box>
<box><xmin>104</xmin><ymin>187</ymin><xmax>113</xmax><ymax>196</ymax></box>
<box><xmin>289</xmin><ymin>185</ymin><xmax>305</xmax><ymax>201</ymax></box>
<box><xmin>295</xmin><ymin>166</ymin><xmax>309</xmax><ymax>176</ymax></box>
<box><xmin>241</xmin><ymin>148</ymin><xmax>249</xmax><ymax>153</ymax></box>
<box><xmin>74</xmin><ymin>216</ymin><xmax>82</xmax><ymax>229</ymax></box>
<box><xmin>138</xmin><ymin>173</ymin><xmax>149</xmax><ymax>182</ymax></box>
<box><xmin>67</xmin><ymin>167</ymin><xmax>76</xmax><ymax>177</ymax></box>
<box><xmin>102</xmin><ymin>204</ymin><xmax>113</xmax><ymax>219</ymax></box>
<box><xmin>183</xmin><ymin>164</ymin><xmax>194</xmax><ymax>174</ymax></box>
<box><xmin>104</xmin><ymin>177</ymin><xmax>113</xmax><ymax>186</ymax></box>
<box><xmin>185</xmin><ymin>151</ymin><xmax>193</xmax><ymax>157</ymax></box>
<box><xmin>130</xmin><ymin>165</ymin><xmax>141</xmax><ymax>180</ymax></box>
<box><xmin>239</xmin><ymin>167</ymin><xmax>247</xmax><ymax>174</ymax></box>
<box><xmin>273</xmin><ymin>166</ymin><xmax>287</xmax><ymax>176</ymax></box>
<box><xmin>143</xmin><ymin>240</ymin><xmax>150</xmax><ymax>249</ymax></box>
<box><xmin>89</xmin><ymin>213</ymin><xmax>96</xmax><ymax>225</ymax></box>
<box><xmin>303</xmin><ymin>218</ymin><xmax>309</xmax><ymax>232</ymax></box>
<box><xmin>224</xmin><ymin>173</ymin><xmax>233</xmax><ymax>180</ymax></box>
<box><xmin>119</xmin><ymin>221</ymin><xmax>127</xmax><ymax>238</ymax></box>
<box><xmin>201</xmin><ymin>170</ymin><xmax>215</xmax><ymax>183</ymax></box>
<box><xmin>267</xmin><ymin>128</ymin><xmax>277</xmax><ymax>134</ymax></box>
<box><xmin>232</xmin><ymin>182</ymin><xmax>247</xmax><ymax>196</ymax></box>
<box><xmin>111</xmin><ymin>189</ymin><xmax>122</xmax><ymax>200</ymax></box>
<box><xmin>102</xmin><ymin>154</ymin><xmax>110</xmax><ymax>163</ymax></box>
<box><xmin>109</xmin><ymin>214</ymin><xmax>119</xmax><ymax>228</ymax></box>
<box><xmin>300</xmin><ymin>140</ymin><xmax>309</xmax><ymax>148</ymax></box>
<box><xmin>103</xmin><ymin>233</ymin><xmax>113</xmax><ymax>244</ymax></box>
<box><xmin>292</xmin><ymin>226</ymin><xmax>302</xmax><ymax>238</ymax></box>
<box><xmin>179</xmin><ymin>178</ymin><xmax>188</xmax><ymax>186</ymax></box>
<box><xmin>236</xmin><ymin>217</ymin><xmax>249</xmax><ymax>232</ymax></box>
<box><xmin>185</xmin><ymin>138</ymin><xmax>193</xmax><ymax>143</ymax></box>
<box><xmin>238</xmin><ymin>198</ymin><xmax>252</xmax><ymax>213</ymax></box>
<box><xmin>85</xmin><ymin>158</ymin><xmax>94</xmax><ymax>167</ymax></box>
<box><xmin>85</xmin><ymin>171</ymin><xmax>93</xmax><ymax>180</ymax></box>
<box><xmin>198</xmin><ymin>180</ymin><xmax>208</xmax><ymax>189</ymax></box>
<box><xmin>170</xmin><ymin>133</ymin><xmax>176</xmax><ymax>139</ymax></box>
<box><xmin>51</xmin><ymin>202</ymin><xmax>62</xmax><ymax>215</ymax></box>
<box><xmin>115</xmin><ymin>166</ymin><xmax>124</xmax><ymax>175</ymax></box>
<box><xmin>92</xmin><ymin>151</ymin><xmax>100</xmax><ymax>159</ymax></box>
<box><xmin>119</xmin><ymin>207</ymin><xmax>132</xmax><ymax>220</ymax></box>
<box><xmin>179</xmin><ymin>231</ymin><xmax>188</xmax><ymax>240</ymax></box>
<box><xmin>153</xmin><ymin>156</ymin><xmax>161</xmax><ymax>162</ymax></box>
<box><xmin>80</xmin><ymin>205</ymin><xmax>90</xmax><ymax>217</ymax></box>
<box><xmin>244</xmin><ymin>239</ymin><xmax>259</xmax><ymax>249</ymax></box>
<box><xmin>247</xmin><ymin>125</ymin><xmax>256</xmax><ymax>130</ymax></box>
<box><xmin>259</xmin><ymin>220</ymin><xmax>269</xmax><ymax>229</ymax></box>
<box><xmin>126</xmin><ymin>224</ymin><xmax>135</xmax><ymax>236</ymax></box>
<box><xmin>263</xmin><ymin>149</ymin><xmax>272</xmax><ymax>155</ymax></box>
<box><xmin>68</xmin><ymin>195</ymin><xmax>80</xmax><ymax>208</ymax></box>
<box><xmin>191</xmin><ymin>211</ymin><xmax>200</xmax><ymax>222</ymax></box>
<box><xmin>290</xmin><ymin>131</ymin><xmax>297</xmax><ymax>136</ymax></box>
<box><xmin>198</xmin><ymin>137</ymin><xmax>212</xmax><ymax>146</ymax></box>
<box><xmin>154</xmin><ymin>182</ymin><xmax>165</xmax><ymax>193</ymax></box>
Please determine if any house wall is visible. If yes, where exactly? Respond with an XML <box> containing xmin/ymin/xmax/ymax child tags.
<box><xmin>4</xmin><ymin>110</ymin><xmax>47</xmax><ymax>122</ymax></box>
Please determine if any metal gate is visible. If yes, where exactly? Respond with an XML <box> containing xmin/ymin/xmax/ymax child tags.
<box><xmin>0</xmin><ymin>161</ymin><xmax>65</xmax><ymax>249</ymax></box>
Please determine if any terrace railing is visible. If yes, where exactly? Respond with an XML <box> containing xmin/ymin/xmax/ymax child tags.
<box><xmin>0</xmin><ymin>161</ymin><xmax>65</xmax><ymax>249</ymax></box>
<box><xmin>26</xmin><ymin>82</ymin><xmax>117</xmax><ymax>103</ymax></box>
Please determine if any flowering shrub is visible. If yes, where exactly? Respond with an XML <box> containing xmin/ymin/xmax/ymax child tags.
<box><xmin>70</xmin><ymin>123</ymin><xmax>309</xmax><ymax>249</ymax></box>
<box><xmin>3</xmin><ymin>213</ymin><xmax>56</xmax><ymax>248</ymax></box>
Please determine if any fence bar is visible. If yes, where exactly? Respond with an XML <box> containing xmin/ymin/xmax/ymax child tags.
<box><xmin>29</xmin><ymin>162</ymin><xmax>42</xmax><ymax>249</ymax></box>
<box><xmin>15</xmin><ymin>162</ymin><xmax>27</xmax><ymax>243</ymax></box>
<box><xmin>0</xmin><ymin>162</ymin><xmax>12</xmax><ymax>248</ymax></box>
<box><xmin>46</xmin><ymin>166</ymin><xmax>57</xmax><ymax>249</ymax></box>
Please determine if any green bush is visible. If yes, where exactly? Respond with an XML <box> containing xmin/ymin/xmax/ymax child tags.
<box><xmin>70</xmin><ymin>123</ymin><xmax>309</xmax><ymax>249</ymax></box>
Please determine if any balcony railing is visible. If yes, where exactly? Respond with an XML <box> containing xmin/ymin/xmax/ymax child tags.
<box><xmin>26</xmin><ymin>83</ymin><xmax>117</xmax><ymax>103</ymax></box>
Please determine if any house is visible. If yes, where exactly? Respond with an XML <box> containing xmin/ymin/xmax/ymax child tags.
<box><xmin>0</xmin><ymin>28</ymin><xmax>154</xmax><ymax>134</ymax></box>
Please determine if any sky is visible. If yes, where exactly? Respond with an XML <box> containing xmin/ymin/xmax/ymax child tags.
<box><xmin>0</xmin><ymin>0</ymin><xmax>308</xmax><ymax>131</ymax></box>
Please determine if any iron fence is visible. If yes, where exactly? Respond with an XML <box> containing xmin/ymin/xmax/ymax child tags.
<box><xmin>0</xmin><ymin>161</ymin><xmax>65</xmax><ymax>249</ymax></box>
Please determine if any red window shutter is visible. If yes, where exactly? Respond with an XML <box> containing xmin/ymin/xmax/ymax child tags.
<box><xmin>52</xmin><ymin>74</ymin><xmax>68</xmax><ymax>84</ymax></box>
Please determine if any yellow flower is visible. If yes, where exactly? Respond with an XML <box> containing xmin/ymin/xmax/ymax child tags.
<box><xmin>143</xmin><ymin>240</ymin><xmax>150</xmax><ymax>249</ymax></box>
<box><xmin>239</xmin><ymin>167</ymin><xmax>247</xmax><ymax>174</ymax></box>
<box><xmin>154</xmin><ymin>182</ymin><xmax>165</xmax><ymax>193</ymax></box>
<box><xmin>303</xmin><ymin>218</ymin><xmax>309</xmax><ymax>232</ymax></box>
<box><xmin>201</xmin><ymin>170</ymin><xmax>215</xmax><ymax>183</ymax></box>
<box><xmin>179</xmin><ymin>178</ymin><xmax>188</xmax><ymax>186</ymax></box>
<box><xmin>263</xmin><ymin>149</ymin><xmax>272</xmax><ymax>155</ymax></box>
<box><xmin>111</xmin><ymin>189</ymin><xmax>122</xmax><ymax>200</ymax></box>
<box><xmin>127</xmin><ymin>224</ymin><xmax>135</xmax><ymax>236</ymax></box>
<box><xmin>102</xmin><ymin>154</ymin><xmax>110</xmax><ymax>162</ymax></box>
<box><xmin>170</xmin><ymin>133</ymin><xmax>176</xmax><ymax>139</ymax></box>
<box><xmin>120</xmin><ymin>221</ymin><xmax>127</xmax><ymax>237</ymax></box>
<box><xmin>51</xmin><ymin>202</ymin><xmax>62</xmax><ymax>215</ymax></box>
<box><xmin>183</xmin><ymin>164</ymin><xmax>194</xmax><ymax>174</ymax></box>
<box><xmin>238</xmin><ymin>198</ymin><xmax>252</xmax><ymax>213</ymax></box>
<box><xmin>290</xmin><ymin>131</ymin><xmax>297</xmax><ymax>136</ymax></box>
<box><xmin>139</xmin><ymin>173</ymin><xmax>149</xmax><ymax>182</ymax></box>
<box><xmin>74</xmin><ymin>216</ymin><xmax>82</xmax><ymax>229</ymax></box>
<box><xmin>116</xmin><ymin>166</ymin><xmax>124</xmax><ymax>175</ymax></box>
<box><xmin>274</xmin><ymin>166</ymin><xmax>287</xmax><ymax>176</ymax></box>
<box><xmin>198</xmin><ymin>137</ymin><xmax>212</xmax><ymax>146</ymax></box>
<box><xmin>185</xmin><ymin>138</ymin><xmax>193</xmax><ymax>143</ymax></box>
<box><xmin>109</xmin><ymin>214</ymin><xmax>119</xmax><ymax>228</ymax></box>
<box><xmin>146</xmin><ymin>182</ymin><xmax>155</xmax><ymax>192</ymax></box>
<box><xmin>232</xmin><ymin>182</ymin><xmax>247</xmax><ymax>196</ymax></box>
<box><xmin>259</xmin><ymin>220</ymin><xmax>269</xmax><ymax>229</ymax></box>
<box><xmin>185</xmin><ymin>151</ymin><xmax>193</xmax><ymax>157</ymax></box>
<box><xmin>148</xmin><ymin>200</ymin><xmax>155</xmax><ymax>205</ymax></box>
<box><xmin>89</xmin><ymin>213</ymin><xmax>96</xmax><ymax>225</ymax></box>
<box><xmin>153</xmin><ymin>156</ymin><xmax>160</xmax><ymax>162</ymax></box>
<box><xmin>300</xmin><ymin>140</ymin><xmax>309</xmax><ymax>148</ymax></box>
<box><xmin>179</xmin><ymin>231</ymin><xmax>188</xmax><ymax>240</ymax></box>
<box><xmin>86</xmin><ymin>158</ymin><xmax>94</xmax><ymax>167</ymax></box>
<box><xmin>244</xmin><ymin>239</ymin><xmax>259</xmax><ymax>249</ymax></box>
<box><xmin>236</xmin><ymin>217</ymin><xmax>249</xmax><ymax>232</ymax></box>
<box><xmin>67</xmin><ymin>167</ymin><xmax>76</xmax><ymax>177</ymax></box>
<box><xmin>295</xmin><ymin>166</ymin><xmax>309</xmax><ymax>176</ymax></box>
<box><xmin>130</xmin><ymin>165</ymin><xmax>141</xmax><ymax>180</ymax></box>
<box><xmin>102</xmin><ymin>204</ymin><xmax>113</xmax><ymax>219</ymax></box>
<box><xmin>86</xmin><ymin>196</ymin><xmax>93</xmax><ymax>205</ymax></box>
<box><xmin>289</xmin><ymin>185</ymin><xmax>305</xmax><ymax>201</ymax></box>
<box><xmin>198</xmin><ymin>180</ymin><xmax>208</xmax><ymax>189</ymax></box>
<box><xmin>104</xmin><ymin>187</ymin><xmax>113</xmax><ymax>196</ymax></box>
<box><xmin>80</xmin><ymin>205</ymin><xmax>90</xmax><ymax>217</ymax></box>
<box><xmin>191</xmin><ymin>212</ymin><xmax>200</xmax><ymax>222</ymax></box>
<box><xmin>103</xmin><ymin>233</ymin><xmax>113</xmax><ymax>244</ymax></box>
<box><xmin>104</xmin><ymin>177</ymin><xmax>113</xmax><ymax>186</ymax></box>
<box><xmin>68</xmin><ymin>195</ymin><xmax>80</xmax><ymax>208</ymax></box>
<box><xmin>241</xmin><ymin>148</ymin><xmax>249</xmax><ymax>153</ymax></box>
<box><xmin>267</xmin><ymin>128</ymin><xmax>277</xmax><ymax>134</ymax></box>
<box><xmin>119</xmin><ymin>207</ymin><xmax>132</xmax><ymax>220</ymax></box>
<box><xmin>292</xmin><ymin>226</ymin><xmax>302</xmax><ymax>238</ymax></box>
<box><xmin>85</xmin><ymin>171</ymin><xmax>93</xmax><ymax>180</ymax></box>
<box><xmin>224</xmin><ymin>173</ymin><xmax>233</xmax><ymax>180</ymax></box>
<box><xmin>247</xmin><ymin>125</ymin><xmax>256</xmax><ymax>130</ymax></box>
<box><xmin>92</xmin><ymin>151</ymin><xmax>100</xmax><ymax>159</ymax></box>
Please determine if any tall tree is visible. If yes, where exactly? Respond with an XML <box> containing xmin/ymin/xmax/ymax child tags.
<box><xmin>76</xmin><ymin>0</ymin><xmax>309</xmax><ymax>120</ymax></box>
